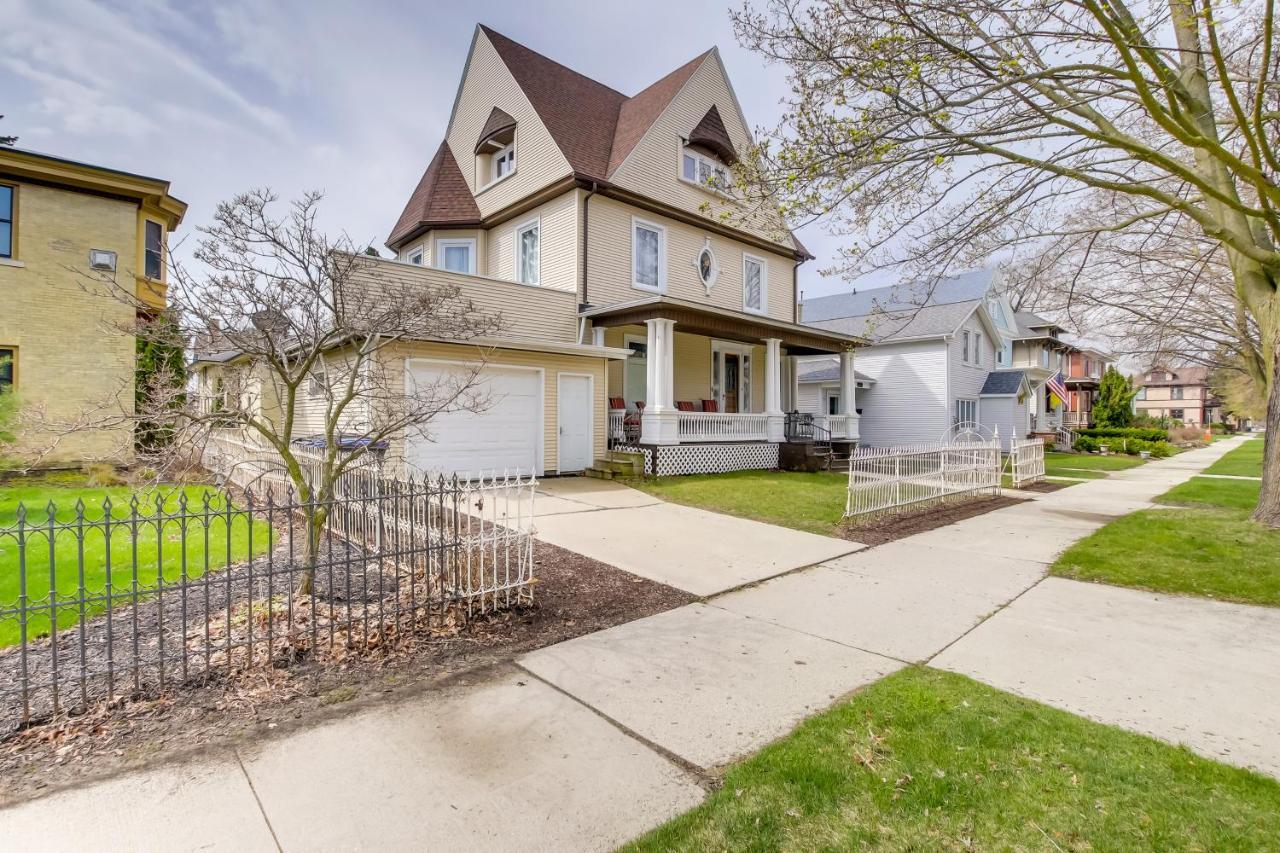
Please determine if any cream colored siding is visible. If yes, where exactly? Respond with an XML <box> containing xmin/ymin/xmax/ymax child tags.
<box><xmin>379</xmin><ymin>340</ymin><xmax>607</xmax><ymax>474</ymax></box>
<box><xmin>347</xmin><ymin>257</ymin><xmax>579</xmax><ymax>343</ymax></box>
<box><xmin>446</xmin><ymin>31</ymin><xmax>572</xmax><ymax>218</ymax></box>
<box><xmin>485</xmin><ymin>190</ymin><xmax>578</xmax><ymax>292</ymax></box>
<box><xmin>609</xmin><ymin>52</ymin><xmax>793</xmax><ymax>251</ymax></box>
<box><xmin>587</xmin><ymin>195</ymin><xmax>795</xmax><ymax>321</ymax></box>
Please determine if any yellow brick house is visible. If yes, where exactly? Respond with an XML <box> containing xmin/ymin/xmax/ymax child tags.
<box><xmin>0</xmin><ymin>147</ymin><xmax>186</xmax><ymax>464</ymax></box>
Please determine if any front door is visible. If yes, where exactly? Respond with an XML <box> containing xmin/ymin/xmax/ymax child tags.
<box><xmin>558</xmin><ymin>374</ymin><xmax>593</xmax><ymax>473</ymax></box>
<box><xmin>723</xmin><ymin>353</ymin><xmax>741</xmax><ymax>413</ymax></box>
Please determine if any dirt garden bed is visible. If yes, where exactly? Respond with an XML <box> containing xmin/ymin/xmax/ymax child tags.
<box><xmin>0</xmin><ymin>541</ymin><xmax>692</xmax><ymax>805</ymax></box>
<box><xmin>839</xmin><ymin>494</ymin><xmax>1029</xmax><ymax>547</ymax></box>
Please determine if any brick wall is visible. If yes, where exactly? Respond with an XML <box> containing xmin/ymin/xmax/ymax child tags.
<box><xmin>0</xmin><ymin>182</ymin><xmax>139</xmax><ymax>464</ymax></box>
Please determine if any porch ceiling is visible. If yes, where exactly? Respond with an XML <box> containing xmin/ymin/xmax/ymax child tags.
<box><xmin>582</xmin><ymin>296</ymin><xmax>867</xmax><ymax>355</ymax></box>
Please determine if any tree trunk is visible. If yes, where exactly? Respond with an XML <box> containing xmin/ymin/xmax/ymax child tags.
<box><xmin>1252</xmin><ymin>352</ymin><xmax>1280</xmax><ymax>527</ymax></box>
<box><xmin>296</xmin><ymin>504</ymin><xmax>327</xmax><ymax>597</ymax></box>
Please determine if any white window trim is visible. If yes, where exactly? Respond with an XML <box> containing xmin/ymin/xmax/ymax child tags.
<box><xmin>435</xmin><ymin>238</ymin><xmax>477</xmax><ymax>275</ymax></box>
<box><xmin>742</xmin><ymin>253</ymin><xmax>768</xmax><ymax>315</ymax></box>
<box><xmin>513</xmin><ymin>217</ymin><xmax>540</xmax><ymax>286</ymax></box>
<box><xmin>711</xmin><ymin>339</ymin><xmax>754</xmax><ymax>412</ymax></box>
<box><xmin>974</xmin><ymin>332</ymin><xmax>982</xmax><ymax>367</ymax></box>
<box><xmin>631</xmin><ymin>216</ymin><xmax>666</xmax><ymax>293</ymax></box>
<box><xmin>406</xmin><ymin>244</ymin><xmax>425</xmax><ymax>266</ymax></box>
<box><xmin>962</xmin><ymin>330</ymin><xmax>971</xmax><ymax>364</ymax></box>
<box><xmin>679</xmin><ymin>143</ymin><xmax>731</xmax><ymax>197</ymax></box>
<box><xmin>478</xmin><ymin>135</ymin><xmax>517</xmax><ymax>193</ymax></box>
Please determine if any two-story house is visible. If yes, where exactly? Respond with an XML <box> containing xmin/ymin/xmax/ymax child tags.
<box><xmin>797</xmin><ymin>269</ymin><xmax>1035</xmax><ymax>449</ymax></box>
<box><xmin>221</xmin><ymin>25</ymin><xmax>861</xmax><ymax>479</ymax></box>
<box><xmin>1061</xmin><ymin>347</ymin><xmax>1114</xmax><ymax>428</ymax></box>
<box><xmin>0</xmin><ymin>147</ymin><xmax>186</xmax><ymax>465</ymax></box>
<box><xmin>1008</xmin><ymin>311</ymin><xmax>1071</xmax><ymax>437</ymax></box>
<box><xmin>1135</xmin><ymin>365</ymin><xmax>1219</xmax><ymax>426</ymax></box>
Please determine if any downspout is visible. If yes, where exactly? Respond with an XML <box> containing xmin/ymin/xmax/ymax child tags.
<box><xmin>579</xmin><ymin>182</ymin><xmax>599</xmax><ymax>344</ymax></box>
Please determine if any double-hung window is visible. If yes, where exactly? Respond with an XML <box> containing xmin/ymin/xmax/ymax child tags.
<box><xmin>406</xmin><ymin>246</ymin><xmax>424</xmax><ymax>266</ymax></box>
<box><xmin>436</xmin><ymin>238</ymin><xmax>476</xmax><ymax>275</ymax></box>
<box><xmin>144</xmin><ymin>220</ymin><xmax>164</xmax><ymax>280</ymax></box>
<box><xmin>632</xmin><ymin>218</ymin><xmax>665</xmax><ymax>292</ymax></box>
<box><xmin>973</xmin><ymin>333</ymin><xmax>982</xmax><ymax>366</ymax></box>
<box><xmin>0</xmin><ymin>184</ymin><xmax>13</xmax><ymax>259</ymax></box>
<box><xmin>742</xmin><ymin>254</ymin><xmax>766</xmax><ymax>314</ymax></box>
<box><xmin>962</xmin><ymin>331</ymin><xmax>971</xmax><ymax>363</ymax></box>
<box><xmin>515</xmin><ymin>219</ymin><xmax>539</xmax><ymax>285</ymax></box>
<box><xmin>1171</xmin><ymin>386</ymin><xmax>1184</xmax><ymax>400</ymax></box>
<box><xmin>956</xmin><ymin>399</ymin><xmax>978</xmax><ymax>425</ymax></box>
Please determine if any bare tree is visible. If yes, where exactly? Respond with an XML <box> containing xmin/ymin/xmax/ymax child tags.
<box><xmin>732</xmin><ymin>0</ymin><xmax>1280</xmax><ymax>524</ymax></box>
<box><xmin>131</xmin><ymin>190</ymin><xmax>502</xmax><ymax>593</ymax></box>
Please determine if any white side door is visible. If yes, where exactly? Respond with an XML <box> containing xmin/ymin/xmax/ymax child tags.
<box><xmin>558</xmin><ymin>373</ymin><xmax>593</xmax><ymax>473</ymax></box>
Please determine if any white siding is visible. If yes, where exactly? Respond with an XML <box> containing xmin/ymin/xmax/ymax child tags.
<box><xmin>948</xmin><ymin>311</ymin><xmax>997</xmax><ymax>424</ymax></box>
<box><xmin>979</xmin><ymin>395</ymin><xmax>1029</xmax><ymax>451</ymax></box>
<box><xmin>818</xmin><ymin>339</ymin><xmax>951</xmax><ymax>447</ymax></box>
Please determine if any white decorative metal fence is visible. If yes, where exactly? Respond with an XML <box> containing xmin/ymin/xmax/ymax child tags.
<box><xmin>1009</xmin><ymin>437</ymin><xmax>1047</xmax><ymax>488</ymax></box>
<box><xmin>844</xmin><ymin>438</ymin><xmax>1001</xmax><ymax>518</ymax></box>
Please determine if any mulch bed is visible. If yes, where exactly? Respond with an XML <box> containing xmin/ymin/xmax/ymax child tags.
<box><xmin>0</xmin><ymin>541</ymin><xmax>692</xmax><ymax>806</ymax></box>
<box><xmin>837</xmin><ymin>494</ymin><xmax>1028</xmax><ymax>547</ymax></box>
<box><xmin>1017</xmin><ymin>481</ymin><xmax>1067</xmax><ymax>493</ymax></box>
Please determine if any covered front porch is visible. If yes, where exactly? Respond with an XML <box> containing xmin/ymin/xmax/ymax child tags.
<box><xmin>584</xmin><ymin>296</ymin><xmax>865</xmax><ymax>455</ymax></box>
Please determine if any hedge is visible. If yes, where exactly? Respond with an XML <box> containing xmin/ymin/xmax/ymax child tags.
<box><xmin>1074</xmin><ymin>435</ymin><xmax>1172</xmax><ymax>457</ymax></box>
<box><xmin>1077</xmin><ymin>426</ymin><xmax>1167</xmax><ymax>442</ymax></box>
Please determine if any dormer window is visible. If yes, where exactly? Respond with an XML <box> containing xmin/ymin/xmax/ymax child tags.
<box><xmin>681</xmin><ymin>146</ymin><xmax>729</xmax><ymax>193</ymax></box>
<box><xmin>475</xmin><ymin>107</ymin><xmax>517</xmax><ymax>190</ymax></box>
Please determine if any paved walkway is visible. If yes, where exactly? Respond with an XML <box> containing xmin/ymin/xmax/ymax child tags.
<box><xmin>4</xmin><ymin>437</ymin><xmax>1277</xmax><ymax>852</ymax></box>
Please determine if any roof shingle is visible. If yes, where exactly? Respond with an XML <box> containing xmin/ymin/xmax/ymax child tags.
<box><xmin>387</xmin><ymin>142</ymin><xmax>482</xmax><ymax>246</ymax></box>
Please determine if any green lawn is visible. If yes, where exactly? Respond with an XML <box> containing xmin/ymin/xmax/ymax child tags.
<box><xmin>625</xmin><ymin>668</ymin><xmax>1280</xmax><ymax>852</ymax></box>
<box><xmin>1045</xmin><ymin>451</ymin><xmax>1145</xmax><ymax>475</ymax></box>
<box><xmin>1051</xmin><ymin>475</ymin><xmax>1279</xmax><ymax>606</ymax></box>
<box><xmin>1203</xmin><ymin>437</ymin><xmax>1265</xmax><ymax>477</ymax></box>
<box><xmin>628</xmin><ymin>470</ymin><xmax>848</xmax><ymax>536</ymax></box>
<box><xmin>0</xmin><ymin>476</ymin><xmax>272</xmax><ymax>646</ymax></box>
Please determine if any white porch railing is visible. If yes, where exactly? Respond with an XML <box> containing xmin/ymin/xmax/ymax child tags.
<box><xmin>609</xmin><ymin>410</ymin><xmax>626</xmax><ymax>443</ymax></box>
<box><xmin>1009</xmin><ymin>437</ymin><xmax>1046</xmax><ymax>488</ymax></box>
<box><xmin>677</xmin><ymin>412</ymin><xmax>770</xmax><ymax>442</ymax></box>
<box><xmin>844</xmin><ymin>439</ymin><xmax>1001</xmax><ymax>518</ymax></box>
<box><xmin>812</xmin><ymin>414</ymin><xmax>848</xmax><ymax>439</ymax></box>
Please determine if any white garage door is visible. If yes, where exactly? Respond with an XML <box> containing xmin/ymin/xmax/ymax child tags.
<box><xmin>405</xmin><ymin>362</ymin><xmax>542</xmax><ymax>478</ymax></box>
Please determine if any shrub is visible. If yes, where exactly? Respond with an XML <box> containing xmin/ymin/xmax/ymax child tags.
<box><xmin>1094</xmin><ymin>366</ymin><xmax>1138</xmax><ymax>428</ymax></box>
<box><xmin>1074</xmin><ymin>435</ymin><xmax>1099</xmax><ymax>453</ymax></box>
<box><xmin>1078</xmin><ymin>426</ymin><xmax>1167</xmax><ymax>442</ymax></box>
<box><xmin>1168</xmin><ymin>425</ymin><xmax>1207</xmax><ymax>444</ymax></box>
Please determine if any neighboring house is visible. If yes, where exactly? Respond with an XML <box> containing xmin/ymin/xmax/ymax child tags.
<box><xmin>1134</xmin><ymin>365</ymin><xmax>1220</xmax><ymax>426</ymax></box>
<box><xmin>798</xmin><ymin>270</ymin><xmax>1033</xmax><ymax>449</ymax></box>
<box><xmin>1061</xmin><ymin>347</ymin><xmax>1114</xmax><ymax>428</ymax></box>
<box><xmin>1008</xmin><ymin>311</ymin><xmax>1072</xmax><ymax>435</ymax></box>
<box><xmin>0</xmin><ymin>147</ymin><xmax>186</xmax><ymax>464</ymax></box>
<box><xmin>198</xmin><ymin>25</ymin><xmax>862</xmax><ymax>478</ymax></box>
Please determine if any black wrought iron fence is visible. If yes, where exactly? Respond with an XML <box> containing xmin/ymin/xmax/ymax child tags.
<box><xmin>0</xmin><ymin>473</ymin><xmax>536</xmax><ymax>731</ymax></box>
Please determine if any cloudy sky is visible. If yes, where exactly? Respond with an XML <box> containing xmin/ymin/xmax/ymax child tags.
<box><xmin>1</xmin><ymin>0</ymin><xmax>869</xmax><ymax>299</ymax></box>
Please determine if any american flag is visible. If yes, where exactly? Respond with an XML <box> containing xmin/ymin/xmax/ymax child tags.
<box><xmin>1046</xmin><ymin>371</ymin><xmax>1068</xmax><ymax>405</ymax></box>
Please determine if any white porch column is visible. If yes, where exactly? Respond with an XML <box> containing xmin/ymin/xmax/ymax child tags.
<box><xmin>786</xmin><ymin>355</ymin><xmax>801</xmax><ymax>413</ymax></box>
<box><xmin>640</xmin><ymin>318</ymin><xmax>679</xmax><ymax>444</ymax></box>
<box><xmin>591</xmin><ymin>325</ymin><xmax>604</xmax><ymax>347</ymax></box>
<box><xmin>838</xmin><ymin>347</ymin><xmax>860</xmax><ymax>442</ymax></box>
<box><xmin>763</xmin><ymin>338</ymin><xmax>785</xmax><ymax>441</ymax></box>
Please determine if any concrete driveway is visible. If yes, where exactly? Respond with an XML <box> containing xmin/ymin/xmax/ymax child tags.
<box><xmin>531</xmin><ymin>478</ymin><xmax>863</xmax><ymax>596</ymax></box>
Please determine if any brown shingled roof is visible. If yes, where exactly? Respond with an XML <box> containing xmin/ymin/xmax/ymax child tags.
<box><xmin>480</xmin><ymin>25</ymin><xmax>626</xmax><ymax>181</ymax></box>
<box><xmin>474</xmin><ymin>106</ymin><xmax>517</xmax><ymax>154</ymax></box>
<box><xmin>387</xmin><ymin>141</ymin><xmax>481</xmax><ymax>247</ymax></box>
<box><xmin>607</xmin><ymin>50</ymin><xmax>711</xmax><ymax>176</ymax></box>
<box><xmin>686</xmin><ymin>105</ymin><xmax>738</xmax><ymax>164</ymax></box>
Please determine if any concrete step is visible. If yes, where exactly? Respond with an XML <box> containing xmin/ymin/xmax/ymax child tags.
<box><xmin>583</xmin><ymin>467</ymin><xmax>615</xmax><ymax>480</ymax></box>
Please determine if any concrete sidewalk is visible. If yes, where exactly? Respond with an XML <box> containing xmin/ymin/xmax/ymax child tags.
<box><xmin>4</xmin><ymin>436</ymin><xmax>1274</xmax><ymax>851</ymax></box>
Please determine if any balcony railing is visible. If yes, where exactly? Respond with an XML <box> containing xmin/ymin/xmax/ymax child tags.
<box><xmin>677</xmin><ymin>412</ymin><xmax>770</xmax><ymax>442</ymax></box>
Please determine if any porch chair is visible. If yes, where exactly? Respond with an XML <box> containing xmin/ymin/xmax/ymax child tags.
<box><xmin>700</xmin><ymin>399</ymin><xmax>719</xmax><ymax>412</ymax></box>
<box><xmin>676</xmin><ymin>401</ymin><xmax>697</xmax><ymax>411</ymax></box>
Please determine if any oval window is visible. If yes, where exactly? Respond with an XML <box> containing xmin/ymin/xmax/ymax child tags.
<box><xmin>697</xmin><ymin>246</ymin><xmax>717</xmax><ymax>289</ymax></box>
